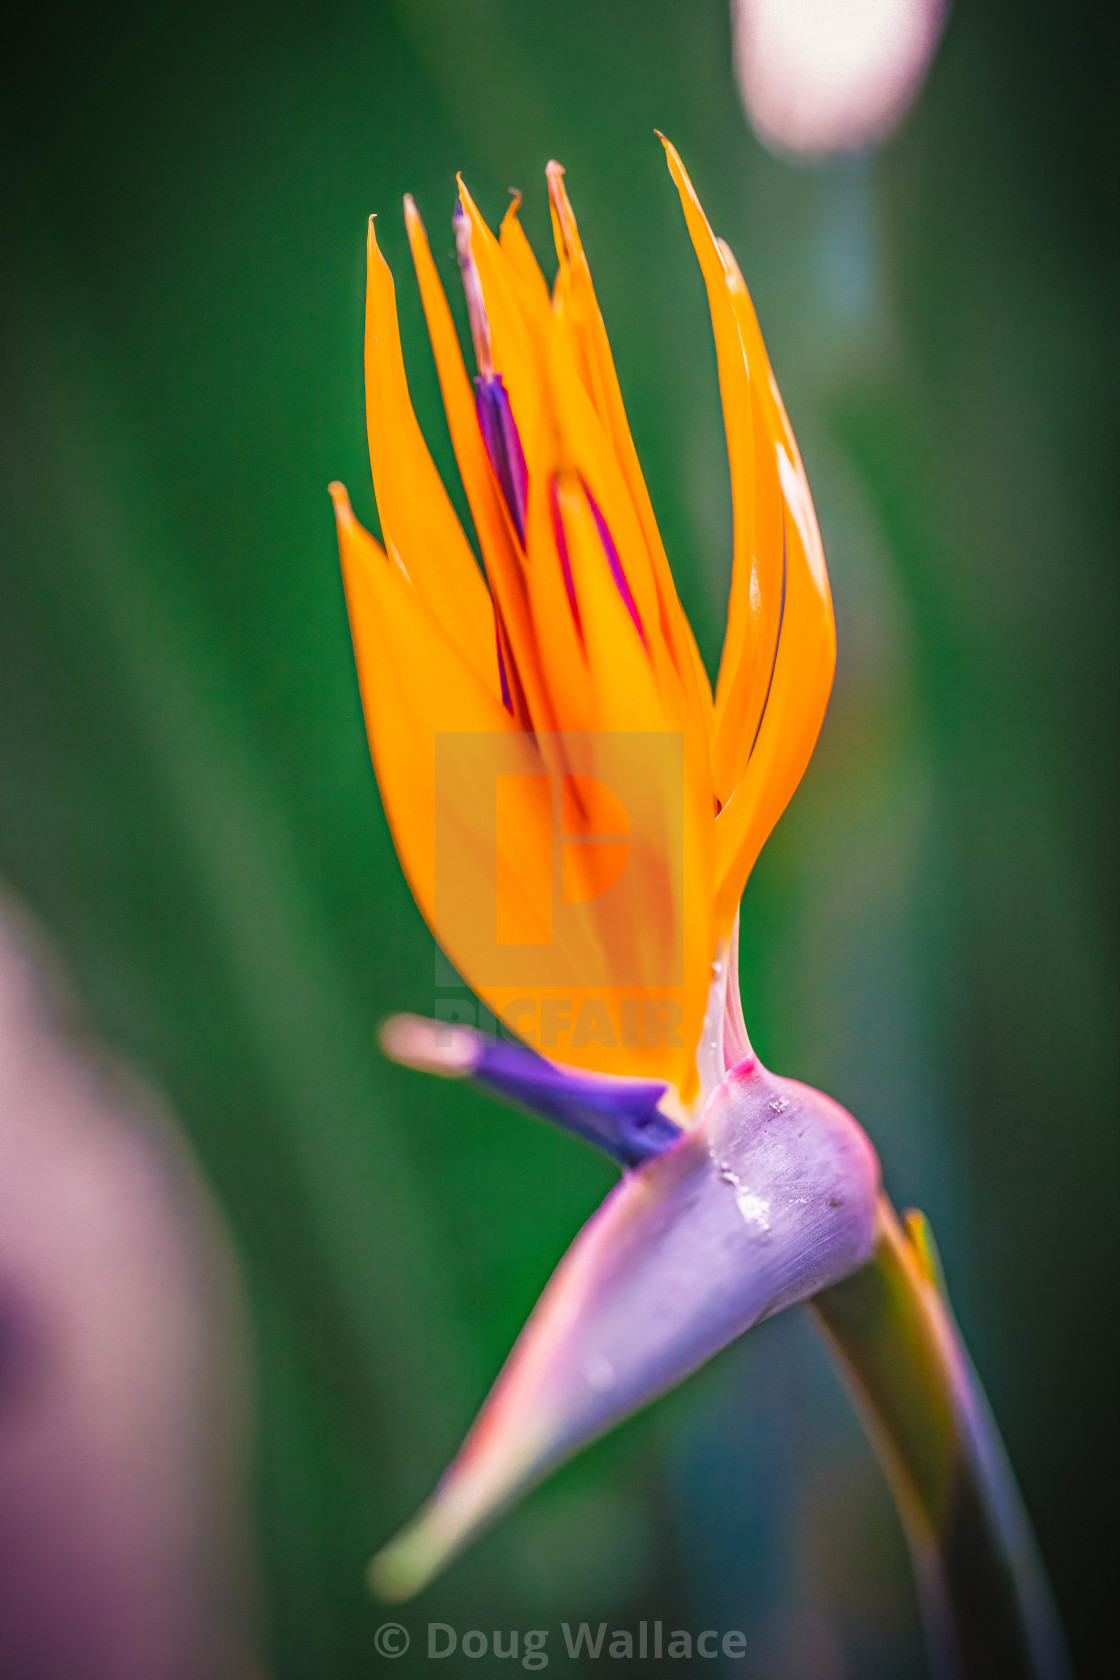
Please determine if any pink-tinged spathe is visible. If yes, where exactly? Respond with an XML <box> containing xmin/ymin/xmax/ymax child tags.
<box><xmin>373</xmin><ymin>978</ymin><xmax>880</xmax><ymax>1599</ymax></box>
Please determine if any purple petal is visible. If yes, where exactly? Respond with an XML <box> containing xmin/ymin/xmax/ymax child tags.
<box><xmin>370</xmin><ymin>1053</ymin><xmax>880</xmax><ymax>1597</ymax></box>
<box><xmin>475</xmin><ymin>374</ymin><xmax>528</xmax><ymax>542</ymax></box>
<box><xmin>474</xmin><ymin>1036</ymin><xmax>682</xmax><ymax>1167</ymax></box>
<box><xmin>380</xmin><ymin>1015</ymin><xmax>682</xmax><ymax>1167</ymax></box>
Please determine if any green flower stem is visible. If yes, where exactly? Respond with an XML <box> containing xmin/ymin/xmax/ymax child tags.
<box><xmin>810</xmin><ymin>1197</ymin><xmax>1070</xmax><ymax>1680</ymax></box>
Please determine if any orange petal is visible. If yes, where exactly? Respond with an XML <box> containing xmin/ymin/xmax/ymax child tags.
<box><xmin>364</xmin><ymin>218</ymin><xmax>494</xmax><ymax>690</ymax></box>
<box><xmin>403</xmin><ymin>195</ymin><xmax>546</xmax><ymax>732</ymax></box>
<box><xmin>659</xmin><ymin>135</ymin><xmax>785</xmax><ymax>807</ymax></box>
<box><xmin>498</xmin><ymin>191</ymin><xmax>553</xmax><ymax>334</ymax></box>
<box><xmin>520</xmin><ymin>462</ymin><xmax>594</xmax><ymax>737</ymax></box>
<box><xmin>546</xmin><ymin>290</ymin><xmax>661</xmax><ymax>646</ymax></box>
<box><xmin>661</xmin><ymin>137</ymin><xmax>835</xmax><ymax>922</ymax></box>
<box><xmin>554</xmin><ymin>474</ymin><xmax>712</xmax><ymax>1099</ymax></box>
<box><xmin>545</xmin><ymin>161</ymin><xmax>714</xmax><ymax>732</ymax></box>
<box><xmin>456</xmin><ymin>178</ymin><xmax>546</xmax><ymax>466</ymax></box>
<box><xmin>331</xmin><ymin>482</ymin><xmax>559</xmax><ymax>988</ymax></box>
<box><xmin>707</xmin><ymin>238</ymin><xmax>835</xmax><ymax>927</ymax></box>
<box><xmin>713</xmin><ymin>461</ymin><xmax>836</xmax><ymax>931</ymax></box>
<box><xmin>333</xmin><ymin>485</ymin><xmax>685</xmax><ymax>1079</ymax></box>
<box><xmin>553</xmin><ymin>472</ymin><xmax>663</xmax><ymax>734</ymax></box>
<box><xmin>545</xmin><ymin>297</ymin><xmax>715</xmax><ymax>835</ymax></box>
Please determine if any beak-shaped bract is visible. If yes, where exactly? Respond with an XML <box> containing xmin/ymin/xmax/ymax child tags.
<box><xmin>371</xmin><ymin>1054</ymin><xmax>880</xmax><ymax>1600</ymax></box>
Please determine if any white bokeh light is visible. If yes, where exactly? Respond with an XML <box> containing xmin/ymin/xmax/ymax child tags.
<box><xmin>733</xmin><ymin>0</ymin><xmax>948</xmax><ymax>159</ymax></box>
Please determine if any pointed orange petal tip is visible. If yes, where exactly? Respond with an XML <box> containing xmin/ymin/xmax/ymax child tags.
<box><xmin>455</xmin><ymin>172</ymin><xmax>484</xmax><ymax>227</ymax></box>
<box><xmin>327</xmin><ymin>480</ymin><xmax>353</xmax><ymax>519</ymax></box>
<box><xmin>545</xmin><ymin>158</ymin><xmax>567</xmax><ymax>207</ymax></box>
<box><xmin>329</xmin><ymin>480</ymin><xmax>387</xmax><ymax>558</ymax></box>
<box><xmin>499</xmin><ymin>188</ymin><xmax>523</xmax><ymax>240</ymax></box>
<box><xmin>368</xmin><ymin>212</ymin><xmax>389</xmax><ymax>259</ymax></box>
<box><xmin>546</xmin><ymin>159</ymin><xmax>577</xmax><ymax>253</ymax></box>
<box><xmin>656</xmin><ymin>132</ymin><xmax>695</xmax><ymax>192</ymax></box>
<box><xmin>329</xmin><ymin>480</ymin><xmax>389</xmax><ymax>565</ymax></box>
<box><xmin>402</xmin><ymin>192</ymin><xmax>421</xmax><ymax>230</ymax></box>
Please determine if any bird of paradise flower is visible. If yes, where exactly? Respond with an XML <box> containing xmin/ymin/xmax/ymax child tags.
<box><xmin>329</xmin><ymin>138</ymin><xmax>1067</xmax><ymax>1680</ymax></box>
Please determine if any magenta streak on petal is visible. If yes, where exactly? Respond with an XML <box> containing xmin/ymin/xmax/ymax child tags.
<box><xmin>475</xmin><ymin>375</ymin><xmax>528</xmax><ymax>543</ymax></box>
<box><xmin>548</xmin><ymin>479</ymin><xmax>582</xmax><ymax>630</ymax></box>
<box><xmin>584</xmin><ymin>483</ymin><xmax>645</xmax><ymax>645</ymax></box>
<box><xmin>494</xmin><ymin>619</ymin><xmax>513</xmax><ymax>712</ymax></box>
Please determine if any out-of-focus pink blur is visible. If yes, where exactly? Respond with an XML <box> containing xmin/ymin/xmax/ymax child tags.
<box><xmin>732</xmin><ymin>0</ymin><xmax>948</xmax><ymax>158</ymax></box>
<box><xmin>0</xmin><ymin>906</ymin><xmax>255</xmax><ymax>1680</ymax></box>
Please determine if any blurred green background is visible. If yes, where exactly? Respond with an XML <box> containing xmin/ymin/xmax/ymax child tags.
<box><xmin>1</xmin><ymin>2</ymin><xmax>1114</xmax><ymax>1676</ymax></box>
